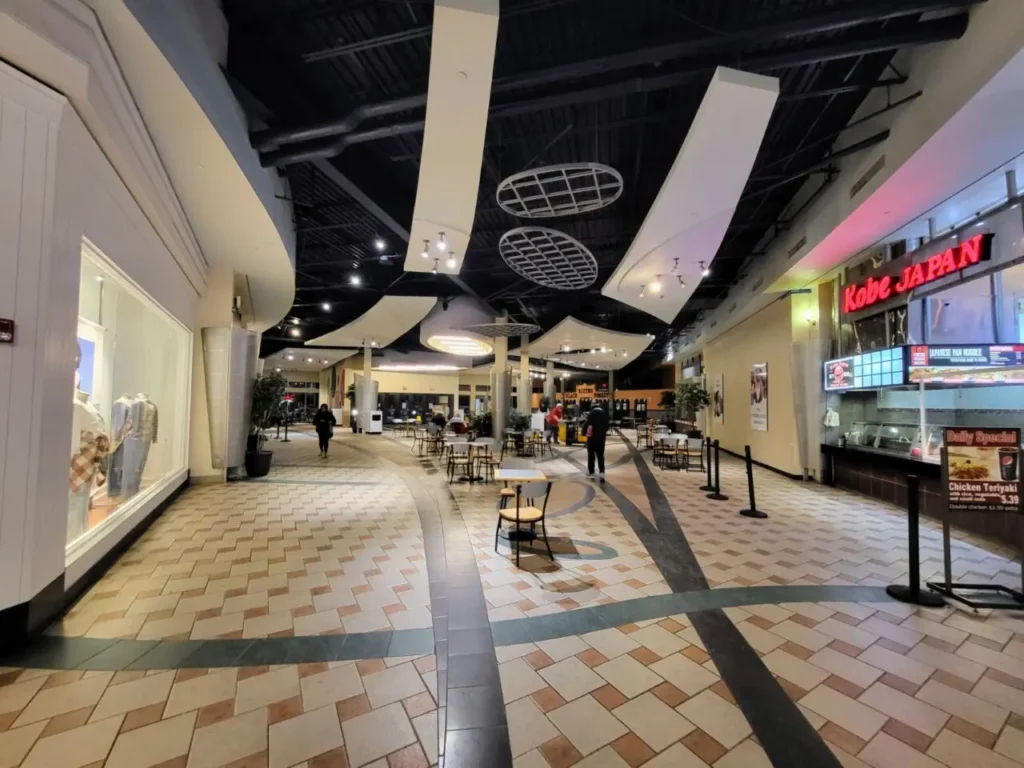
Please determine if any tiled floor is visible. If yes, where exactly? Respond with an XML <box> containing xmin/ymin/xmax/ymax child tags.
<box><xmin>0</xmin><ymin>654</ymin><xmax>438</xmax><ymax>768</ymax></box>
<box><xmin>5</xmin><ymin>426</ymin><xmax>1024</xmax><ymax>767</ymax></box>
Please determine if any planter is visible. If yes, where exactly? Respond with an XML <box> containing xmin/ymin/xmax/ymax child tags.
<box><xmin>246</xmin><ymin>434</ymin><xmax>260</xmax><ymax>453</ymax></box>
<box><xmin>245</xmin><ymin>450</ymin><xmax>273</xmax><ymax>478</ymax></box>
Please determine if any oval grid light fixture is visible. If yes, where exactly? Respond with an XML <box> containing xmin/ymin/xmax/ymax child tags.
<box><xmin>496</xmin><ymin>162</ymin><xmax>623</xmax><ymax>219</ymax></box>
<box><xmin>499</xmin><ymin>227</ymin><xmax>598</xmax><ymax>291</ymax></box>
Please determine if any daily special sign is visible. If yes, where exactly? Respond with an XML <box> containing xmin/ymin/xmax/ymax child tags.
<box><xmin>841</xmin><ymin>233</ymin><xmax>993</xmax><ymax>316</ymax></box>
<box><xmin>944</xmin><ymin>427</ymin><xmax>1021</xmax><ymax>514</ymax></box>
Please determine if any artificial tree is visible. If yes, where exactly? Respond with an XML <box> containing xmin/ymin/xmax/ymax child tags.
<box><xmin>675</xmin><ymin>382</ymin><xmax>711</xmax><ymax>434</ymax></box>
<box><xmin>246</xmin><ymin>370</ymin><xmax>287</xmax><ymax>476</ymax></box>
<box><xmin>508</xmin><ymin>409</ymin><xmax>531</xmax><ymax>433</ymax></box>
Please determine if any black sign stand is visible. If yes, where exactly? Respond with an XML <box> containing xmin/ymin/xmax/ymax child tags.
<box><xmin>706</xmin><ymin>440</ymin><xmax>729</xmax><ymax>501</ymax></box>
<box><xmin>886</xmin><ymin>475</ymin><xmax>945</xmax><ymax>607</ymax></box>
<box><xmin>926</xmin><ymin>446</ymin><xmax>1024</xmax><ymax>610</ymax></box>
<box><xmin>738</xmin><ymin>446</ymin><xmax>767</xmax><ymax>519</ymax></box>
<box><xmin>699</xmin><ymin>437</ymin><xmax>714</xmax><ymax>492</ymax></box>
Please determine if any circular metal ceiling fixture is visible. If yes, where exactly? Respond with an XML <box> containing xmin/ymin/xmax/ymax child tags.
<box><xmin>496</xmin><ymin>163</ymin><xmax>623</xmax><ymax>219</ymax></box>
<box><xmin>499</xmin><ymin>227</ymin><xmax>598</xmax><ymax>291</ymax></box>
<box><xmin>460</xmin><ymin>322</ymin><xmax>541</xmax><ymax>338</ymax></box>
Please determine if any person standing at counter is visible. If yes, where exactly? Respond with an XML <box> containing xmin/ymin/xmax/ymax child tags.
<box><xmin>585</xmin><ymin>403</ymin><xmax>609</xmax><ymax>483</ymax></box>
<box><xmin>546</xmin><ymin>402</ymin><xmax>563</xmax><ymax>443</ymax></box>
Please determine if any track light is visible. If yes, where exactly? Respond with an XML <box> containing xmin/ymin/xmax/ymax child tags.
<box><xmin>562</xmin><ymin>344</ymin><xmax>570</xmax><ymax>352</ymax></box>
<box><xmin>677</xmin><ymin>275</ymin><xmax>686</xmax><ymax>287</ymax></box>
<box><xmin>670</xmin><ymin>257</ymin><xmax>679</xmax><ymax>275</ymax></box>
<box><xmin>286</xmin><ymin>355</ymin><xmax>294</xmax><ymax>360</ymax></box>
<box><xmin>371</xmin><ymin>339</ymin><xmax>378</xmax><ymax>347</ymax></box>
<box><xmin>700</xmin><ymin>261</ymin><xmax>710</xmax><ymax>278</ymax></box>
<box><xmin>374</xmin><ymin>237</ymin><xmax>386</xmax><ymax>251</ymax></box>
<box><xmin>432</xmin><ymin>259</ymin><xmax>438</xmax><ymax>275</ymax></box>
<box><xmin>639</xmin><ymin>285</ymin><xmax>646</xmax><ymax>298</ymax></box>
<box><xmin>420</xmin><ymin>239</ymin><xmax>429</xmax><ymax>259</ymax></box>
<box><xmin>437</xmin><ymin>231</ymin><xmax>447</xmax><ymax>251</ymax></box>
<box><xmin>447</xmin><ymin>251</ymin><xmax>457</xmax><ymax>269</ymax></box>
<box><xmin>349</xmin><ymin>273</ymin><xmax>362</xmax><ymax>286</ymax></box>
<box><xmin>306</xmin><ymin>357</ymin><xmax>313</xmax><ymax>363</ymax></box>
<box><xmin>651</xmin><ymin>276</ymin><xmax>662</xmax><ymax>293</ymax></box>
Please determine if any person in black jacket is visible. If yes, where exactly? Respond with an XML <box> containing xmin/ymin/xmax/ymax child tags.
<box><xmin>584</xmin><ymin>404</ymin><xmax>609</xmax><ymax>483</ymax></box>
<box><xmin>312</xmin><ymin>404</ymin><xmax>337</xmax><ymax>457</ymax></box>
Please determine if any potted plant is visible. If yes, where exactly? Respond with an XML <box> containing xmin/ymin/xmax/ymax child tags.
<box><xmin>471</xmin><ymin>411</ymin><xmax>492</xmax><ymax>438</ymax></box>
<box><xmin>539</xmin><ymin>395</ymin><xmax>552</xmax><ymax>413</ymax></box>
<box><xmin>676</xmin><ymin>382</ymin><xmax>711</xmax><ymax>437</ymax></box>
<box><xmin>245</xmin><ymin>370</ymin><xmax>287</xmax><ymax>477</ymax></box>
<box><xmin>508</xmin><ymin>409</ymin><xmax>531</xmax><ymax>433</ymax></box>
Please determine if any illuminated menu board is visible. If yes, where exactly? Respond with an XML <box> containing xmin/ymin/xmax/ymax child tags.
<box><xmin>823</xmin><ymin>347</ymin><xmax>906</xmax><ymax>391</ymax></box>
<box><xmin>908</xmin><ymin>345</ymin><xmax>1024</xmax><ymax>384</ymax></box>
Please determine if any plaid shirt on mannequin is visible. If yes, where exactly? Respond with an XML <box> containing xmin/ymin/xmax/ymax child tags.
<box><xmin>70</xmin><ymin>431</ymin><xmax>110</xmax><ymax>493</ymax></box>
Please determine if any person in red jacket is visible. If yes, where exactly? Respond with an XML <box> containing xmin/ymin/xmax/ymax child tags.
<box><xmin>546</xmin><ymin>403</ymin><xmax>563</xmax><ymax>443</ymax></box>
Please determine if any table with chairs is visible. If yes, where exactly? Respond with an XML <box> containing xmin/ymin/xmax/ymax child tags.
<box><xmin>652</xmin><ymin>432</ymin><xmax>704</xmax><ymax>471</ymax></box>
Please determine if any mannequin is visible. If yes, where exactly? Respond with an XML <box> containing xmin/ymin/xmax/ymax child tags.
<box><xmin>109</xmin><ymin>393</ymin><xmax>159</xmax><ymax>497</ymax></box>
<box><xmin>69</xmin><ymin>345</ymin><xmax>108</xmax><ymax>541</ymax></box>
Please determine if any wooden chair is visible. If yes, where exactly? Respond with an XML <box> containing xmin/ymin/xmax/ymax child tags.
<box><xmin>660</xmin><ymin>436</ymin><xmax>684</xmax><ymax>470</ymax></box>
<box><xmin>637</xmin><ymin>423</ymin><xmax>651</xmax><ymax>450</ymax></box>
<box><xmin>447</xmin><ymin>442</ymin><xmax>472</xmax><ymax>482</ymax></box>
<box><xmin>495</xmin><ymin>481</ymin><xmax>554</xmax><ymax>566</ymax></box>
<box><xmin>684</xmin><ymin>437</ymin><xmax>704</xmax><ymax>472</ymax></box>
<box><xmin>475</xmin><ymin>444</ymin><xmax>499</xmax><ymax>484</ymax></box>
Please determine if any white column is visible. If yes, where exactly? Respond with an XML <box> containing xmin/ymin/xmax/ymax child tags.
<box><xmin>519</xmin><ymin>334</ymin><xmax>531</xmax><ymax>413</ymax></box>
<box><xmin>361</xmin><ymin>344</ymin><xmax>372</xmax><ymax>433</ymax></box>
<box><xmin>544</xmin><ymin>360</ymin><xmax>555</xmax><ymax>403</ymax></box>
<box><xmin>493</xmin><ymin>316</ymin><xmax>509</xmax><ymax>435</ymax></box>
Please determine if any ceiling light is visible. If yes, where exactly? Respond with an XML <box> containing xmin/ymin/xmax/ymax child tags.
<box><xmin>589</xmin><ymin>349</ymin><xmax>596</xmax><ymax>354</ymax></box>
<box><xmin>639</xmin><ymin>285</ymin><xmax>646</xmax><ymax>298</ymax></box>
<box><xmin>350</xmin><ymin>273</ymin><xmax>362</xmax><ymax>286</ymax></box>
<box><xmin>651</xmin><ymin>276</ymin><xmax>663</xmax><ymax>293</ymax></box>
<box><xmin>306</xmin><ymin>357</ymin><xmax>313</xmax><ymax>363</ymax></box>
<box><xmin>377</xmin><ymin>364</ymin><xmax>462</xmax><ymax>372</ymax></box>
<box><xmin>700</xmin><ymin>261</ymin><xmax>710</xmax><ymax>278</ymax></box>
<box><xmin>374</xmin><ymin>237</ymin><xmax>386</xmax><ymax>251</ymax></box>
<box><xmin>432</xmin><ymin>259</ymin><xmax>438</xmax><ymax>275</ymax></box>
<box><xmin>426</xmin><ymin>335</ymin><xmax>494</xmax><ymax>356</ymax></box>
<box><xmin>420</xmin><ymin>239</ymin><xmax>430</xmax><ymax>259</ymax></box>
<box><xmin>437</xmin><ymin>231</ymin><xmax>447</xmax><ymax>251</ymax></box>
<box><xmin>370</xmin><ymin>340</ymin><xmax>378</xmax><ymax>347</ymax></box>
<box><xmin>95</xmin><ymin>276</ymin><xmax>104</xmax><ymax>282</ymax></box>
<box><xmin>289</xmin><ymin>328</ymin><xmax>301</xmax><ymax>338</ymax></box>
<box><xmin>677</xmin><ymin>276</ymin><xmax>686</xmax><ymax>287</ymax></box>
<box><xmin>562</xmin><ymin>344</ymin><xmax>570</xmax><ymax>352</ymax></box>
<box><xmin>274</xmin><ymin>367</ymin><xmax>281</xmax><ymax>372</ymax></box>
<box><xmin>670</xmin><ymin>257</ymin><xmax>679</xmax><ymax>275</ymax></box>
<box><xmin>321</xmin><ymin>302</ymin><xmax>331</xmax><ymax>311</ymax></box>
<box><xmin>291</xmin><ymin>317</ymin><xmax>300</xmax><ymax>325</ymax></box>
<box><xmin>600</xmin><ymin>346</ymin><xmax>607</xmax><ymax>354</ymax></box>
<box><xmin>622</xmin><ymin>351</ymin><xmax>628</xmax><ymax>357</ymax></box>
<box><xmin>322</xmin><ymin>359</ymin><xmax>328</xmax><ymax>364</ymax></box>
<box><xmin>286</xmin><ymin>354</ymin><xmax>295</xmax><ymax>360</ymax></box>
<box><xmin>447</xmin><ymin>251</ymin><xmax>457</xmax><ymax>269</ymax></box>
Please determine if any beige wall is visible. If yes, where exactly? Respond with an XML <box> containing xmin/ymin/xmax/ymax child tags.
<box><xmin>704</xmin><ymin>296</ymin><xmax>803</xmax><ymax>475</ymax></box>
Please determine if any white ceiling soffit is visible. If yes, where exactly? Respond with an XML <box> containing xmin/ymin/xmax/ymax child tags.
<box><xmin>307</xmin><ymin>296</ymin><xmax>437</xmax><ymax>348</ymax></box>
<box><xmin>264</xmin><ymin>348</ymin><xmax>355</xmax><ymax>372</ymax></box>
<box><xmin>375</xmin><ymin>349</ymin><xmax>468</xmax><ymax>372</ymax></box>
<box><xmin>402</xmin><ymin>0</ymin><xmax>499</xmax><ymax>275</ymax></box>
<box><xmin>601</xmin><ymin>67</ymin><xmax>779</xmax><ymax>323</ymax></box>
<box><xmin>776</xmin><ymin>44</ymin><xmax>1024</xmax><ymax>289</ymax></box>
<box><xmin>85</xmin><ymin>0</ymin><xmax>297</xmax><ymax>331</ymax></box>
<box><xmin>529</xmin><ymin>317</ymin><xmax>654</xmax><ymax>371</ymax></box>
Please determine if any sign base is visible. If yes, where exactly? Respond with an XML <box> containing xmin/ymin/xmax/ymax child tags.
<box><xmin>926</xmin><ymin>581</ymin><xmax>1024</xmax><ymax>611</ymax></box>
<box><xmin>885</xmin><ymin>584</ymin><xmax>945</xmax><ymax>607</ymax></box>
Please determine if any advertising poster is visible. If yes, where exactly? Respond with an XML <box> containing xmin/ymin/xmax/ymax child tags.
<box><xmin>712</xmin><ymin>374</ymin><xmax>724</xmax><ymax>424</ymax></box>
<box><xmin>750</xmin><ymin>363</ymin><xmax>768</xmax><ymax>432</ymax></box>
<box><xmin>944</xmin><ymin>427</ymin><xmax>1021</xmax><ymax>514</ymax></box>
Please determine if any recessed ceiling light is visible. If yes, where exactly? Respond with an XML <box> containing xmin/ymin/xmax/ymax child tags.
<box><xmin>321</xmin><ymin>302</ymin><xmax>331</xmax><ymax>311</ymax></box>
<box><xmin>374</xmin><ymin>237</ymin><xmax>386</xmax><ymax>251</ymax></box>
<box><xmin>426</xmin><ymin>335</ymin><xmax>493</xmax><ymax>356</ymax></box>
<box><xmin>275</xmin><ymin>367</ymin><xmax>281</xmax><ymax>372</ymax></box>
<box><xmin>306</xmin><ymin>357</ymin><xmax>313</xmax><ymax>363</ymax></box>
<box><xmin>291</xmin><ymin>317</ymin><xmax>300</xmax><ymax>325</ymax></box>
<box><xmin>289</xmin><ymin>328</ymin><xmax>301</xmax><ymax>338</ymax></box>
<box><xmin>322</xmin><ymin>359</ymin><xmax>328</xmax><ymax>364</ymax></box>
<box><xmin>349</xmin><ymin>274</ymin><xmax>362</xmax><ymax>286</ymax></box>
<box><xmin>370</xmin><ymin>340</ymin><xmax>378</xmax><ymax>347</ymax></box>
<box><xmin>286</xmin><ymin>354</ymin><xmax>294</xmax><ymax>360</ymax></box>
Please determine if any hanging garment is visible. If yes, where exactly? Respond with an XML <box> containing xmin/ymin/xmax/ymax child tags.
<box><xmin>121</xmin><ymin>436</ymin><xmax>151</xmax><ymax>495</ymax></box>
<box><xmin>70</xmin><ymin>430</ymin><xmax>110</xmax><ymax>493</ymax></box>
<box><xmin>134</xmin><ymin>394</ymin><xmax>159</xmax><ymax>443</ymax></box>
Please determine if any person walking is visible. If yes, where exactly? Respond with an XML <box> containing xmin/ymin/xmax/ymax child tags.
<box><xmin>584</xmin><ymin>402</ymin><xmax>609</xmax><ymax>483</ymax></box>
<box><xmin>313</xmin><ymin>404</ymin><xmax>337</xmax><ymax>457</ymax></box>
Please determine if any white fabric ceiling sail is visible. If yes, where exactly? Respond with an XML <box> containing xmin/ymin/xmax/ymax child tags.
<box><xmin>529</xmin><ymin>316</ymin><xmax>653</xmax><ymax>370</ymax></box>
<box><xmin>306</xmin><ymin>296</ymin><xmax>437</xmax><ymax>348</ymax></box>
<box><xmin>601</xmin><ymin>67</ymin><xmax>779</xmax><ymax>323</ymax></box>
<box><xmin>402</xmin><ymin>0</ymin><xmax>499</xmax><ymax>276</ymax></box>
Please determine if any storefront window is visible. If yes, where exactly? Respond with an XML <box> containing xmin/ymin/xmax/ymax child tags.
<box><xmin>997</xmin><ymin>261</ymin><xmax>1024</xmax><ymax>342</ymax></box>
<box><xmin>923</xmin><ymin>276</ymin><xmax>995</xmax><ymax>344</ymax></box>
<box><xmin>70</xmin><ymin>242</ymin><xmax>189</xmax><ymax>550</ymax></box>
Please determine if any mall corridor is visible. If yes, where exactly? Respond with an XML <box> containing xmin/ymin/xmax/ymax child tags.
<box><xmin>2</xmin><ymin>429</ymin><xmax>1024</xmax><ymax>767</ymax></box>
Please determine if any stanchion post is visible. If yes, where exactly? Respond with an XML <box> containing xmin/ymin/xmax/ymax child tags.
<box><xmin>885</xmin><ymin>474</ymin><xmax>945</xmax><ymax>606</ymax></box>
<box><xmin>739</xmin><ymin>445</ymin><xmax>767</xmax><ymax>518</ymax></box>
<box><xmin>706</xmin><ymin>440</ymin><xmax>729</xmax><ymax>501</ymax></box>
<box><xmin>699</xmin><ymin>436</ymin><xmax>714</xmax><ymax>492</ymax></box>
<box><xmin>282</xmin><ymin>418</ymin><xmax>291</xmax><ymax>443</ymax></box>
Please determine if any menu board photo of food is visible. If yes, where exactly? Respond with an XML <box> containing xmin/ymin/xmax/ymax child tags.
<box><xmin>944</xmin><ymin>427</ymin><xmax>1021</xmax><ymax>514</ymax></box>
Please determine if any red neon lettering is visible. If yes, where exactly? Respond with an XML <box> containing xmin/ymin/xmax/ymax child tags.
<box><xmin>842</xmin><ymin>233</ymin><xmax>991</xmax><ymax>313</ymax></box>
<box><xmin>958</xmin><ymin>233</ymin><xmax>984</xmax><ymax>267</ymax></box>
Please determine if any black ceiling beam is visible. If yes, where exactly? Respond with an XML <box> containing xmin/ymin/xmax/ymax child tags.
<box><xmin>255</xmin><ymin>0</ymin><xmax>974</xmax><ymax>152</ymax></box>
<box><xmin>260</xmin><ymin>15</ymin><xmax>966</xmax><ymax>167</ymax></box>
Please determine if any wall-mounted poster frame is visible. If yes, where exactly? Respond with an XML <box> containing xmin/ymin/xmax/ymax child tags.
<box><xmin>750</xmin><ymin>363</ymin><xmax>768</xmax><ymax>432</ymax></box>
<box><xmin>712</xmin><ymin>374</ymin><xmax>724</xmax><ymax>424</ymax></box>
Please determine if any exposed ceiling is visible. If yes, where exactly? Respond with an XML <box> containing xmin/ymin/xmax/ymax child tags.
<box><xmin>224</xmin><ymin>0</ymin><xmax>980</xmax><ymax>372</ymax></box>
